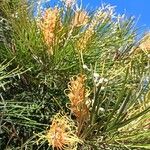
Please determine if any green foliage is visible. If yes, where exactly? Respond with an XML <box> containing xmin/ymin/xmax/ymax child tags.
<box><xmin>0</xmin><ymin>0</ymin><xmax>150</xmax><ymax>149</ymax></box>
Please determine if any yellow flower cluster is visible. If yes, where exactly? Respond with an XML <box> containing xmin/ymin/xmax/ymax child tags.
<box><xmin>76</xmin><ymin>9</ymin><xmax>110</xmax><ymax>52</ymax></box>
<box><xmin>76</xmin><ymin>28</ymin><xmax>94</xmax><ymax>52</ymax></box>
<box><xmin>72</xmin><ymin>10</ymin><xmax>89</xmax><ymax>27</ymax></box>
<box><xmin>133</xmin><ymin>33</ymin><xmax>150</xmax><ymax>54</ymax></box>
<box><xmin>139</xmin><ymin>33</ymin><xmax>150</xmax><ymax>51</ymax></box>
<box><xmin>45</xmin><ymin>113</ymin><xmax>81</xmax><ymax>150</ymax></box>
<box><xmin>67</xmin><ymin>74</ymin><xmax>89</xmax><ymax>122</ymax></box>
<box><xmin>39</xmin><ymin>8</ymin><xmax>61</xmax><ymax>55</ymax></box>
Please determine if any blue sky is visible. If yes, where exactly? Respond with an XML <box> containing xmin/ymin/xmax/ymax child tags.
<box><xmin>81</xmin><ymin>0</ymin><xmax>150</xmax><ymax>32</ymax></box>
<box><xmin>40</xmin><ymin>0</ymin><xmax>150</xmax><ymax>32</ymax></box>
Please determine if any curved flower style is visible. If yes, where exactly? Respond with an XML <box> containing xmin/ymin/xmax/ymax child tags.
<box><xmin>39</xmin><ymin>8</ymin><xmax>61</xmax><ymax>55</ymax></box>
<box><xmin>67</xmin><ymin>74</ymin><xmax>89</xmax><ymax>122</ymax></box>
<box><xmin>45</xmin><ymin>113</ymin><xmax>82</xmax><ymax>150</ymax></box>
<box><xmin>72</xmin><ymin>10</ymin><xmax>89</xmax><ymax>27</ymax></box>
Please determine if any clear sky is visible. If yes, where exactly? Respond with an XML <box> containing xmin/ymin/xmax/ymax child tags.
<box><xmin>40</xmin><ymin>0</ymin><xmax>150</xmax><ymax>32</ymax></box>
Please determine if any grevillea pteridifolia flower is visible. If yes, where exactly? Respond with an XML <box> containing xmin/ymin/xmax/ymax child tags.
<box><xmin>66</xmin><ymin>74</ymin><xmax>89</xmax><ymax>122</ymax></box>
<box><xmin>45</xmin><ymin>113</ymin><xmax>82</xmax><ymax>150</ymax></box>
<box><xmin>72</xmin><ymin>10</ymin><xmax>89</xmax><ymax>27</ymax></box>
<box><xmin>39</xmin><ymin>7</ymin><xmax>61</xmax><ymax>55</ymax></box>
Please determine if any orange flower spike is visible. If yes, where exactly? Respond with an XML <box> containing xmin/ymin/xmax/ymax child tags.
<box><xmin>39</xmin><ymin>8</ymin><xmax>62</xmax><ymax>55</ymax></box>
<box><xmin>45</xmin><ymin>113</ymin><xmax>82</xmax><ymax>150</ymax></box>
<box><xmin>68</xmin><ymin>76</ymin><xmax>85</xmax><ymax>103</ymax></box>
<box><xmin>73</xmin><ymin>10</ymin><xmax>89</xmax><ymax>27</ymax></box>
<box><xmin>47</xmin><ymin>122</ymin><xmax>67</xmax><ymax>149</ymax></box>
<box><xmin>67</xmin><ymin>74</ymin><xmax>89</xmax><ymax>120</ymax></box>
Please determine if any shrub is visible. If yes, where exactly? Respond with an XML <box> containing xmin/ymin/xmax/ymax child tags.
<box><xmin>0</xmin><ymin>0</ymin><xmax>150</xmax><ymax>149</ymax></box>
